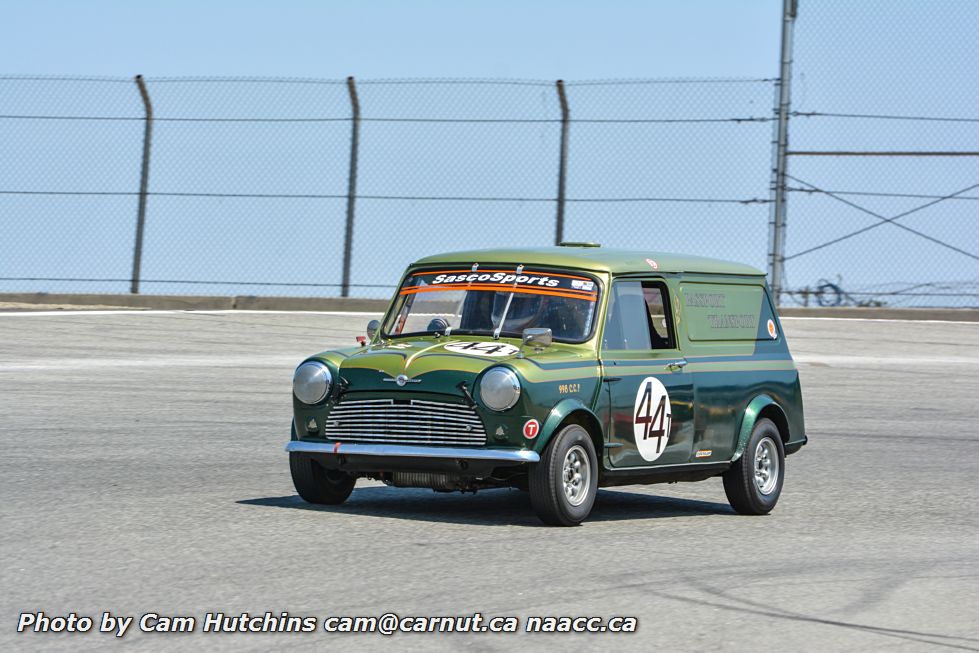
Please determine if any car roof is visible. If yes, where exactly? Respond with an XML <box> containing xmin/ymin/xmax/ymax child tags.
<box><xmin>412</xmin><ymin>246</ymin><xmax>766</xmax><ymax>277</ymax></box>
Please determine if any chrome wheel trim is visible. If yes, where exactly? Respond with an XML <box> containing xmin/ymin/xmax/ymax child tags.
<box><xmin>753</xmin><ymin>437</ymin><xmax>780</xmax><ymax>495</ymax></box>
<box><xmin>562</xmin><ymin>444</ymin><xmax>590</xmax><ymax>507</ymax></box>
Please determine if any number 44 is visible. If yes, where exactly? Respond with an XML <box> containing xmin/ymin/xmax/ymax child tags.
<box><xmin>635</xmin><ymin>381</ymin><xmax>671</xmax><ymax>453</ymax></box>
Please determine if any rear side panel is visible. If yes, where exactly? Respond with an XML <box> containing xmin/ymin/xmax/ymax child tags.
<box><xmin>672</xmin><ymin>275</ymin><xmax>805</xmax><ymax>461</ymax></box>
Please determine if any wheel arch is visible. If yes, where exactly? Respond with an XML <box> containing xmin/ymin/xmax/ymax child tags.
<box><xmin>732</xmin><ymin>395</ymin><xmax>790</xmax><ymax>462</ymax></box>
<box><xmin>535</xmin><ymin>398</ymin><xmax>604</xmax><ymax>460</ymax></box>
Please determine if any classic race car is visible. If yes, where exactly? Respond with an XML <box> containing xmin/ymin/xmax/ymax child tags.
<box><xmin>286</xmin><ymin>245</ymin><xmax>806</xmax><ymax>525</ymax></box>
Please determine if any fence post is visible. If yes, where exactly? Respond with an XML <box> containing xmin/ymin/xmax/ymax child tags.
<box><xmin>555</xmin><ymin>80</ymin><xmax>570</xmax><ymax>245</ymax></box>
<box><xmin>131</xmin><ymin>74</ymin><xmax>154</xmax><ymax>294</ymax></box>
<box><xmin>768</xmin><ymin>0</ymin><xmax>797</xmax><ymax>305</ymax></box>
<box><xmin>341</xmin><ymin>76</ymin><xmax>361</xmax><ymax>298</ymax></box>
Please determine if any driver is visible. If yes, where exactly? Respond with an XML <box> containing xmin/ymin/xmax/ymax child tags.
<box><xmin>547</xmin><ymin>297</ymin><xmax>589</xmax><ymax>339</ymax></box>
<box><xmin>490</xmin><ymin>292</ymin><xmax>547</xmax><ymax>334</ymax></box>
<box><xmin>490</xmin><ymin>292</ymin><xmax>590</xmax><ymax>340</ymax></box>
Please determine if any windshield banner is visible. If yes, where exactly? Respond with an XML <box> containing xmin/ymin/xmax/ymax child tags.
<box><xmin>401</xmin><ymin>269</ymin><xmax>599</xmax><ymax>301</ymax></box>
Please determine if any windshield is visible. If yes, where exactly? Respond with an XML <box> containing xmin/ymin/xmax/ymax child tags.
<box><xmin>383</xmin><ymin>267</ymin><xmax>601</xmax><ymax>342</ymax></box>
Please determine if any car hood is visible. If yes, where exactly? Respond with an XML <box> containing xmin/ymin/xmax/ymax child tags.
<box><xmin>332</xmin><ymin>336</ymin><xmax>525</xmax><ymax>395</ymax></box>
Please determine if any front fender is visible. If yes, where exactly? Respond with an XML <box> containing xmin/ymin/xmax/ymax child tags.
<box><xmin>732</xmin><ymin>394</ymin><xmax>786</xmax><ymax>462</ymax></box>
<box><xmin>533</xmin><ymin>398</ymin><xmax>601</xmax><ymax>454</ymax></box>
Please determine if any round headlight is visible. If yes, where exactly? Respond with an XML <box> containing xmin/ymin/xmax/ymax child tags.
<box><xmin>293</xmin><ymin>361</ymin><xmax>332</xmax><ymax>404</ymax></box>
<box><xmin>479</xmin><ymin>367</ymin><xmax>521</xmax><ymax>411</ymax></box>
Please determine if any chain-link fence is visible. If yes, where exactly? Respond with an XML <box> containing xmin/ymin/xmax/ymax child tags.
<box><xmin>0</xmin><ymin>4</ymin><xmax>975</xmax><ymax>307</ymax></box>
<box><xmin>781</xmin><ymin>0</ymin><xmax>979</xmax><ymax>308</ymax></box>
<box><xmin>0</xmin><ymin>76</ymin><xmax>777</xmax><ymax>300</ymax></box>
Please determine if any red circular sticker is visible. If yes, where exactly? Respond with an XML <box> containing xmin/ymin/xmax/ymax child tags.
<box><xmin>522</xmin><ymin>419</ymin><xmax>540</xmax><ymax>439</ymax></box>
<box><xmin>645</xmin><ymin>258</ymin><xmax>659</xmax><ymax>270</ymax></box>
<box><xmin>767</xmin><ymin>319</ymin><xmax>778</xmax><ymax>339</ymax></box>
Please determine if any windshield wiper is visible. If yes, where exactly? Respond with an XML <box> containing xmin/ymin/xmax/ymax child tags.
<box><xmin>493</xmin><ymin>264</ymin><xmax>523</xmax><ymax>340</ymax></box>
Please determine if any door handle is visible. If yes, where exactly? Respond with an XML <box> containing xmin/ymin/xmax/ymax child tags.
<box><xmin>665</xmin><ymin>359</ymin><xmax>688</xmax><ymax>371</ymax></box>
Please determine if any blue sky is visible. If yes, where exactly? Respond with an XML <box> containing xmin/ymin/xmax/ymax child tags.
<box><xmin>2</xmin><ymin>1</ymin><xmax>781</xmax><ymax>79</ymax></box>
<box><xmin>1</xmin><ymin>1</ymin><xmax>976</xmax><ymax>306</ymax></box>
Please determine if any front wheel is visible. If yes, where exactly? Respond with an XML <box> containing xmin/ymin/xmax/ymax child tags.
<box><xmin>290</xmin><ymin>453</ymin><xmax>356</xmax><ymax>505</ymax></box>
<box><xmin>723</xmin><ymin>418</ymin><xmax>785</xmax><ymax>515</ymax></box>
<box><xmin>529</xmin><ymin>424</ymin><xmax>599</xmax><ymax>526</ymax></box>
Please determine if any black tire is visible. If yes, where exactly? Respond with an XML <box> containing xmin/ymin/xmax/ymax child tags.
<box><xmin>723</xmin><ymin>418</ymin><xmax>785</xmax><ymax>515</ymax></box>
<box><xmin>290</xmin><ymin>453</ymin><xmax>356</xmax><ymax>505</ymax></box>
<box><xmin>529</xmin><ymin>423</ymin><xmax>599</xmax><ymax>526</ymax></box>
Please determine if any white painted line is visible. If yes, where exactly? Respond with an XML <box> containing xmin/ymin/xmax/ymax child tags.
<box><xmin>0</xmin><ymin>355</ymin><xmax>299</xmax><ymax>371</ymax></box>
<box><xmin>794</xmin><ymin>354</ymin><xmax>979</xmax><ymax>366</ymax></box>
<box><xmin>781</xmin><ymin>316</ymin><xmax>978</xmax><ymax>325</ymax></box>
<box><xmin>0</xmin><ymin>309</ymin><xmax>384</xmax><ymax>317</ymax></box>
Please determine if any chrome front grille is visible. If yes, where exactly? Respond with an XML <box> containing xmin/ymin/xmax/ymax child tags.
<box><xmin>324</xmin><ymin>398</ymin><xmax>487</xmax><ymax>446</ymax></box>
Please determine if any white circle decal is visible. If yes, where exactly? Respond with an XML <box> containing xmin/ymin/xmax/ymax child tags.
<box><xmin>522</xmin><ymin>419</ymin><xmax>540</xmax><ymax>439</ymax></box>
<box><xmin>633</xmin><ymin>377</ymin><xmax>673</xmax><ymax>462</ymax></box>
<box><xmin>443</xmin><ymin>341</ymin><xmax>519</xmax><ymax>357</ymax></box>
<box><xmin>767</xmin><ymin>319</ymin><xmax>778</xmax><ymax>339</ymax></box>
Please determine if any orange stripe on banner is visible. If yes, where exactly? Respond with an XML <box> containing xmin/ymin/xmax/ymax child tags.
<box><xmin>412</xmin><ymin>269</ymin><xmax>595</xmax><ymax>282</ymax></box>
<box><xmin>401</xmin><ymin>282</ymin><xmax>596</xmax><ymax>296</ymax></box>
<box><xmin>399</xmin><ymin>284</ymin><xmax>597</xmax><ymax>302</ymax></box>
<box><xmin>408</xmin><ymin>282</ymin><xmax>596</xmax><ymax>298</ymax></box>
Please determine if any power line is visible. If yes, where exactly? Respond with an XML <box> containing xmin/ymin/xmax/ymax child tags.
<box><xmin>0</xmin><ymin>75</ymin><xmax>776</xmax><ymax>86</ymax></box>
<box><xmin>787</xmin><ymin>187</ymin><xmax>979</xmax><ymax>201</ymax></box>
<box><xmin>787</xmin><ymin>151</ymin><xmax>979</xmax><ymax>157</ymax></box>
<box><xmin>791</xmin><ymin>111</ymin><xmax>979</xmax><ymax>123</ymax></box>
<box><xmin>0</xmin><ymin>276</ymin><xmax>394</xmax><ymax>288</ymax></box>
<box><xmin>7</xmin><ymin>276</ymin><xmax>972</xmax><ymax>298</ymax></box>
<box><xmin>0</xmin><ymin>113</ymin><xmax>772</xmax><ymax>124</ymax></box>
<box><xmin>0</xmin><ymin>190</ymin><xmax>770</xmax><ymax>204</ymax></box>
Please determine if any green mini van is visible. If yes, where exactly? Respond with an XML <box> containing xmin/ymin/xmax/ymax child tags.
<box><xmin>287</xmin><ymin>246</ymin><xmax>806</xmax><ymax>525</ymax></box>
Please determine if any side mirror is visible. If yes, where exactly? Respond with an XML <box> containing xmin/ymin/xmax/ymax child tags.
<box><xmin>366</xmin><ymin>319</ymin><xmax>380</xmax><ymax>340</ymax></box>
<box><xmin>522</xmin><ymin>327</ymin><xmax>552</xmax><ymax>350</ymax></box>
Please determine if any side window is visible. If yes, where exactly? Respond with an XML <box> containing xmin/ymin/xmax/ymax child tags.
<box><xmin>603</xmin><ymin>282</ymin><xmax>650</xmax><ymax>350</ymax></box>
<box><xmin>603</xmin><ymin>280</ymin><xmax>676</xmax><ymax>351</ymax></box>
<box><xmin>642</xmin><ymin>282</ymin><xmax>675</xmax><ymax>349</ymax></box>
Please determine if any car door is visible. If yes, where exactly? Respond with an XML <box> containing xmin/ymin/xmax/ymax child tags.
<box><xmin>600</xmin><ymin>278</ymin><xmax>695</xmax><ymax>468</ymax></box>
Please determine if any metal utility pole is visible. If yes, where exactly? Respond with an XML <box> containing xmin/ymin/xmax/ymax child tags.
<box><xmin>131</xmin><ymin>74</ymin><xmax>154</xmax><ymax>294</ymax></box>
<box><xmin>555</xmin><ymin>80</ymin><xmax>570</xmax><ymax>245</ymax></box>
<box><xmin>768</xmin><ymin>0</ymin><xmax>798</xmax><ymax>305</ymax></box>
<box><xmin>341</xmin><ymin>76</ymin><xmax>361</xmax><ymax>298</ymax></box>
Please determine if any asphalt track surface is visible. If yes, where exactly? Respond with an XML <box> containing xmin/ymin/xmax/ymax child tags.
<box><xmin>1</xmin><ymin>311</ymin><xmax>977</xmax><ymax>652</ymax></box>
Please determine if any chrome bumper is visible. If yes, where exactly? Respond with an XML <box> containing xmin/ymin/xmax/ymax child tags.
<box><xmin>285</xmin><ymin>441</ymin><xmax>540</xmax><ymax>463</ymax></box>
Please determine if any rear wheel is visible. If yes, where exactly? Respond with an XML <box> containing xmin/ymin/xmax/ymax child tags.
<box><xmin>529</xmin><ymin>424</ymin><xmax>598</xmax><ymax>526</ymax></box>
<box><xmin>290</xmin><ymin>453</ymin><xmax>356</xmax><ymax>505</ymax></box>
<box><xmin>723</xmin><ymin>418</ymin><xmax>785</xmax><ymax>515</ymax></box>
